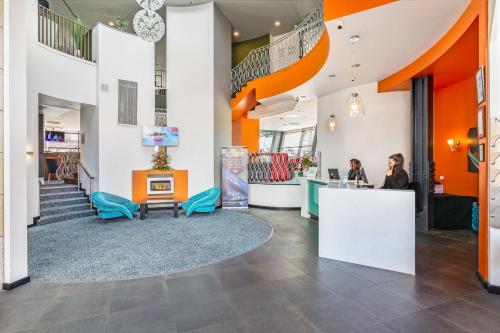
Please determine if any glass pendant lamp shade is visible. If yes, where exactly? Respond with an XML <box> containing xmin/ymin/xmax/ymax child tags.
<box><xmin>137</xmin><ymin>0</ymin><xmax>165</xmax><ymax>11</ymax></box>
<box><xmin>328</xmin><ymin>114</ymin><xmax>337</xmax><ymax>132</ymax></box>
<box><xmin>133</xmin><ymin>9</ymin><xmax>165</xmax><ymax>43</ymax></box>
<box><xmin>345</xmin><ymin>92</ymin><xmax>365</xmax><ymax>118</ymax></box>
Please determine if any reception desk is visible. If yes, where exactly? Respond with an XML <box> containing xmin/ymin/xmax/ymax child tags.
<box><xmin>319</xmin><ymin>185</ymin><xmax>415</xmax><ymax>275</ymax></box>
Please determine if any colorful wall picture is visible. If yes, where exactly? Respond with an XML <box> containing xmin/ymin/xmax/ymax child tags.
<box><xmin>478</xmin><ymin>106</ymin><xmax>486</xmax><ymax>138</ymax></box>
<box><xmin>221</xmin><ymin>146</ymin><xmax>248</xmax><ymax>209</ymax></box>
<box><xmin>142</xmin><ymin>127</ymin><xmax>179</xmax><ymax>147</ymax></box>
<box><xmin>45</xmin><ymin>130</ymin><xmax>66</xmax><ymax>142</ymax></box>
<box><xmin>476</xmin><ymin>66</ymin><xmax>485</xmax><ymax>105</ymax></box>
<box><xmin>467</xmin><ymin>127</ymin><xmax>479</xmax><ymax>173</ymax></box>
<box><xmin>479</xmin><ymin>143</ymin><xmax>485</xmax><ymax>162</ymax></box>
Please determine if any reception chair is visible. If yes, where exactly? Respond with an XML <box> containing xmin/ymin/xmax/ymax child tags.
<box><xmin>181</xmin><ymin>187</ymin><xmax>221</xmax><ymax>216</ymax></box>
<box><xmin>92</xmin><ymin>192</ymin><xmax>140</xmax><ymax>220</ymax></box>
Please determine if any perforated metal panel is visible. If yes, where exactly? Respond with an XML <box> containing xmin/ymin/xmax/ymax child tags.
<box><xmin>118</xmin><ymin>79</ymin><xmax>138</xmax><ymax>125</ymax></box>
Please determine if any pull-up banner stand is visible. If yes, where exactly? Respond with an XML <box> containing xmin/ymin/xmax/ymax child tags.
<box><xmin>221</xmin><ymin>146</ymin><xmax>248</xmax><ymax>209</ymax></box>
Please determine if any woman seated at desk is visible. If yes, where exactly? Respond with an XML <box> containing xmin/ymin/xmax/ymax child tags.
<box><xmin>382</xmin><ymin>153</ymin><xmax>409</xmax><ymax>189</ymax></box>
<box><xmin>348</xmin><ymin>158</ymin><xmax>368</xmax><ymax>183</ymax></box>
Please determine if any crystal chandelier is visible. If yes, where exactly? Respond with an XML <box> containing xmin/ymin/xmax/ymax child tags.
<box><xmin>133</xmin><ymin>0</ymin><xmax>165</xmax><ymax>43</ymax></box>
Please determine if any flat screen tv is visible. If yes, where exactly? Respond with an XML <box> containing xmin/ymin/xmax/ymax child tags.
<box><xmin>142</xmin><ymin>127</ymin><xmax>179</xmax><ymax>147</ymax></box>
<box><xmin>45</xmin><ymin>130</ymin><xmax>66</xmax><ymax>142</ymax></box>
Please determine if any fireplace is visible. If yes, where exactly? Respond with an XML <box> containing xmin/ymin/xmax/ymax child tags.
<box><xmin>147</xmin><ymin>174</ymin><xmax>174</xmax><ymax>196</ymax></box>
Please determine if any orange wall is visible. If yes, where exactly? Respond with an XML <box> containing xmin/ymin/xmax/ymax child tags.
<box><xmin>434</xmin><ymin>78</ymin><xmax>479</xmax><ymax>197</ymax></box>
<box><xmin>132</xmin><ymin>170</ymin><xmax>189</xmax><ymax>203</ymax></box>
<box><xmin>232</xmin><ymin>116</ymin><xmax>260</xmax><ymax>153</ymax></box>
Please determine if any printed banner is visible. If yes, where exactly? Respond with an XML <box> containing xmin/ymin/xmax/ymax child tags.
<box><xmin>222</xmin><ymin>146</ymin><xmax>248</xmax><ymax>209</ymax></box>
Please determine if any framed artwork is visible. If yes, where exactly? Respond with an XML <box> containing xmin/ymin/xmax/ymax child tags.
<box><xmin>467</xmin><ymin>128</ymin><xmax>479</xmax><ymax>173</ymax></box>
<box><xmin>476</xmin><ymin>66</ymin><xmax>485</xmax><ymax>105</ymax></box>
<box><xmin>478</xmin><ymin>106</ymin><xmax>486</xmax><ymax>139</ymax></box>
<box><xmin>479</xmin><ymin>143</ymin><xmax>485</xmax><ymax>162</ymax></box>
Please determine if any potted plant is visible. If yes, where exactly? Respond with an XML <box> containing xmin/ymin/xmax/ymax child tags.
<box><xmin>72</xmin><ymin>17</ymin><xmax>86</xmax><ymax>58</ymax></box>
<box><xmin>151</xmin><ymin>151</ymin><xmax>173</xmax><ymax>171</ymax></box>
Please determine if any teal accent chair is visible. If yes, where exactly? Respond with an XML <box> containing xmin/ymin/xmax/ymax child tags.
<box><xmin>92</xmin><ymin>192</ymin><xmax>140</xmax><ymax>220</ymax></box>
<box><xmin>181</xmin><ymin>188</ymin><xmax>221</xmax><ymax>216</ymax></box>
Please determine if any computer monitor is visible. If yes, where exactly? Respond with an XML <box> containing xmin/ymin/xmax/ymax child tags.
<box><xmin>328</xmin><ymin>168</ymin><xmax>340</xmax><ymax>180</ymax></box>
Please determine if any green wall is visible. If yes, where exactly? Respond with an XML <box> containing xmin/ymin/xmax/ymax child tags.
<box><xmin>232</xmin><ymin>34</ymin><xmax>270</xmax><ymax>68</ymax></box>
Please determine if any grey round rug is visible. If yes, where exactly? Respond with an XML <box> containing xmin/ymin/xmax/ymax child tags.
<box><xmin>28</xmin><ymin>210</ymin><xmax>272</xmax><ymax>283</ymax></box>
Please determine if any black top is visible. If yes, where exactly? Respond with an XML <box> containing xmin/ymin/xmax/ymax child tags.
<box><xmin>348</xmin><ymin>168</ymin><xmax>369</xmax><ymax>183</ymax></box>
<box><xmin>382</xmin><ymin>169</ymin><xmax>409</xmax><ymax>189</ymax></box>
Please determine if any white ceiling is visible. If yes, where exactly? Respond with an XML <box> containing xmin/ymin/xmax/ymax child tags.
<box><xmin>259</xmin><ymin>99</ymin><xmax>317</xmax><ymax>131</ymax></box>
<box><xmin>260</xmin><ymin>0</ymin><xmax>471</xmax><ymax>107</ymax></box>
<box><xmin>48</xmin><ymin>0</ymin><xmax>317</xmax><ymax>68</ymax></box>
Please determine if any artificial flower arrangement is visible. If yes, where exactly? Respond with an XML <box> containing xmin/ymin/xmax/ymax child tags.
<box><xmin>151</xmin><ymin>151</ymin><xmax>173</xmax><ymax>171</ymax></box>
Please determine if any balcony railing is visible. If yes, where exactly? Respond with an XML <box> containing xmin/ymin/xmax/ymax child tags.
<box><xmin>155</xmin><ymin>108</ymin><xmax>167</xmax><ymax>126</ymax></box>
<box><xmin>231</xmin><ymin>2</ymin><xmax>325</xmax><ymax>95</ymax></box>
<box><xmin>38</xmin><ymin>5</ymin><xmax>93</xmax><ymax>62</ymax></box>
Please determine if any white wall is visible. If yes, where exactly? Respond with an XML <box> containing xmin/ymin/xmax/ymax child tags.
<box><xmin>79</xmin><ymin>104</ymin><xmax>98</xmax><ymax>195</ymax></box>
<box><xmin>94</xmin><ymin>24</ymin><xmax>155</xmax><ymax>199</ymax></box>
<box><xmin>3</xmin><ymin>0</ymin><xmax>29</xmax><ymax>284</ymax></box>
<box><xmin>25</xmin><ymin>0</ymin><xmax>96</xmax><ymax>223</ymax></box>
<box><xmin>317</xmin><ymin>82</ymin><xmax>411</xmax><ymax>187</ymax></box>
<box><xmin>167</xmin><ymin>3</ymin><xmax>231</xmax><ymax>195</ymax></box>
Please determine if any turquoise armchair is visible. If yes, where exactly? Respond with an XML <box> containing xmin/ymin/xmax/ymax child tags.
<box><xmin>92</xmin><ymin>192</ymin><xmax>140</xmax><ymax>220</ymax></box>
<box><xmin>181</xmin><ymin>188</ymin><xmax>221</xmax><ymax>216</ymax></box>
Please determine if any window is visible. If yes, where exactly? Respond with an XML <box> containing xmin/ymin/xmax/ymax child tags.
<box><xmin>279</xmin><ymin>127</ymin><xmax>316</xmax><ymax>156</ymax></box>
<box><xmin>259</xmin><ymin>130</ymin><xmax>278</xmax><ymax>152</ymax></box>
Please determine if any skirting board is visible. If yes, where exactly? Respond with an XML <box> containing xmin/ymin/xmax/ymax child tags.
<box><xmin>2</xmin><ymin>276</ymin><xmax>30</xmax><ymax>290</ymax></box>
<box><xmin>248</xmin><ymin>204</ymin><xmax>300</xmax><ymax>211</ymax></box>
<box><xmin>476</xmin><ymin>271</ymin><xmax>500</xmax><ymax>294</ymax></box>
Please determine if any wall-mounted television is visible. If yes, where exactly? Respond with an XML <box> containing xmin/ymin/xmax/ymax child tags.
<box><xmin>45</xmin><ymin>130</ymin><xmax>66</xmax><ymax>142</ymax></box>
<box><xmin>142</xmin><ymin>127</ymin><xmax>179</xmax><ymax>147</ymax></box>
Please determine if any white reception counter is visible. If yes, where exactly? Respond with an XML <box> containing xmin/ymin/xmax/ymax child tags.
<box><xmin>319</xmin><ymin>186</ymin><xmax>415</xmax><ymax>275</ymax></box>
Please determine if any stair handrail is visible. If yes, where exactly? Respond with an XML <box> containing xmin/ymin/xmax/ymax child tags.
<box><xmin>231</xmin><ymin>2</ymin><xmax>325</xmax><ymax>95</ymax></box>
<box><xmin>77</xmin><ymin>161</ymin><xmax>95</xmax><ymax>210</ymax></box>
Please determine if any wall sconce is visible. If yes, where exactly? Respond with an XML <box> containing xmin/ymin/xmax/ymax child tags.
<box><xmin>328</xmin><ymin>114</ymin><xmax>337</xmax><ymax>132</ymax></box>
<box><xmin>447</xmin><ymin>139</ymin><xmax>460</xmax><ymax>152</ymax></box>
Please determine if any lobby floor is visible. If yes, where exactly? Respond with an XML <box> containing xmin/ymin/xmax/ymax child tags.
<box><xmin>1</xmin><ymin>208</ymin><xmax>499</xmax><ymax>333</ymax></box>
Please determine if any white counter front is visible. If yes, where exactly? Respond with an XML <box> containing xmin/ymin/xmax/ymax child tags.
<box><xmin>319</xmin><ymin>187</ymin><xmax>415</xmax><ymax>275</ymax></box>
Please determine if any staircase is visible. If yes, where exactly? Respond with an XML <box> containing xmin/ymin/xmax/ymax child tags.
<box><xmin>39</xmin><ymin>183</ymin><xmax>96</xmax><ymax>225</ymax></box>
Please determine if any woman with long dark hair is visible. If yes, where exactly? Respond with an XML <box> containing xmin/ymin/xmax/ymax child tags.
<box><xmin>382</xmin><ymin>153</ymin><xmax>409</xmax><ymax>189</ymax></box>
<box><xmin>348</xmin><ymin>158</ymin><xmax>369</xmax><ymax>183</ymax></box>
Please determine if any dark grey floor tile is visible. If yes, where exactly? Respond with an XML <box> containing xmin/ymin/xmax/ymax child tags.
<box><xmin>272</xmin><ymin>274</ymin><xmax>333</xmax><ymax>304</ymax></box>
<box><xmin>429</xmin><ymin>299</ymin><xmax>500</xmax><ymax>333</ymax></box>
<box><xmin>242</xmin><ymin>304</ymin><xmax>322</xmax><ymax>333</ymax></box>
<box><xmin>337</xmin><ymin>262</ymin><xmax>410</xmax><ymax>284</ymax></box>
<box><xmin>384</xmin><ymin>310</ymin><xmax>467</xmax><ymax>333</ymax></box>
<box><xmin>26</xmin><ymin>315</ymin><xmax>107</xmax><ymax>333</ymax></box>
<box><xmin>36</xmin><ymin>289</ymin><xmax>112</xmax><ymax>328</ymax></box>
<box><xmin>0</xmin><ymin>300</ymin><xmax>50</xmax><ymax>333</ymax></box>
<box><xmin>167</xmin><ymin>272</ymin><xmax>223</xmax><ymax>303</ymax></box>
<box><xmin>106</xmin><ymin>304</ymin><xmax>175</xmax><ymax>333</ymax></box>
<box><xmin>57</xmin><ymin>281</ymin><xmax>116</xmax><ymax>297</ymax></box>
<box><xmin>463</xmin><ymin>290</ymin><xmax>500</xmax><ymax>315</ymax></box>
<box><xmin>417</xmin><ymin>270</ymin><xmax>482</xmax><ymax>297</ymax></box>
<box><xmin>240</xmin><ymin>246</ymin><xmax>282</xmax><ymax>264</ymax></box>
<box><xmin>344</xmin><ymin>286</ymin><xmax>422</xmax><ymax>322</ymax></box>
<box><xmin>296</xmin><ymin>294</ymin><xmax>380</xmax><ymax>332</ymax></box>
<box><xmin>109</xmin><ymin>278</ymin><xmax>168</xmax><ymax>313</ymax></box>
<box><xmin>213</xmin><ymin>265</ymin><xmax>265</xmax><ymax>290</ymax></box>
<box><xmin>172</xmin><ymin>293</ymin><xmax>240</xmax><ymax>332</ymax></box>
<box><xmin>0</xmin><ymin>283</ymin><xmax>60</xmax><ymax>308</ymax></box>
<box><xmin>286</xmin><ymin>256</ymin><xmax>338</xmax><ymax>274</ymax></box>
<box><xmin>311</xmin><ymin>266</ymin><xmax>374</xmax><ymax>293</ymax></box>
<box><xmin>377</xmin><ymin>277</ymin><xmax>454</xmax><ymax>308</ymax></box>
<box><xmin>249</xmin><ymin>259</ymin><xmax>306</xmax><ymax>282</ymax></box>
<box><xmin>184</xmin><ymin>319</ymin><xmax>250</xmax><ymax>333</ymax></box>
<box><xmin>208</xmin><ymin>256</ymin><xmax>247</xmax><ymax>270</ymax></box>
<box><xmin>353</xmin><ymin>323</ymin><xmax>395</xmax><ymax>333</ymax></box>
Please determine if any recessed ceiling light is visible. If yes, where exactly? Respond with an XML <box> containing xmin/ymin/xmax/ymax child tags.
<box><xmin>108</xmin><ymin>21</ymin><xmax>115</xmax><ymax>27</ymax></box>
<box><xmin>329</xmin><ymin>74</ymin><xmax>336</xmax><ymax>78</ymax></box>
<box><xmin>349</xmin><ymin>35</ymin><xmax>360</xmax><ymax>43</ymax></box>
<box><xmin>274</xmin><ymin>21</ymin><xmax>281</xmax><ymax>27</ymax></box>
<box><xmin>233</xmin><ymin>31</ymin><xmax>240</xmax><ymax>37</ymax></box>
<box><xmin>352</xmin><ymin>64</ymin><xmax>361</xmax><ymax>68</ymax></box>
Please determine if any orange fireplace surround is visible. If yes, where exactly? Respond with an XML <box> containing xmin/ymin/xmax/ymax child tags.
<box><xmin>132</xmin><ymin>170</ymin><xmax>188</xmax><ymax>203</ymax></box>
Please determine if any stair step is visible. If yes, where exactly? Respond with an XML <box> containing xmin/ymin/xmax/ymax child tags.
<box><xmin>40</xmin><ymin>191</ymin><xmax>85</xmax><ymax>202</ymax></box>
<box><xmin>40</xmin><ymin>184</ymin><xmax>79</xmax><ymax>194</ymax></box>
<box><xmin>40</xmin><ymin>197</ymin><xmax>89</xmax><ymax>209</ymax></box>
<box><xmin>41</xmin><ymin>203</ymin><xmax>91</xmax><ymax>216</ymax></box>
<box><xmin>38</xmin><ymin>210</ymin><xmax>96</xmax><ymax>226</ymax></box>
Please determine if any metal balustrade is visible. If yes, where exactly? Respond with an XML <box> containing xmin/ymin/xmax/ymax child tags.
<box><xmin>231</xmin><ymin>3</ymin><xmax>325</xmax><ymax>95</ymax></box>
<box><xmin>38</xmin><ymin>5</ymin><xmax>93</xmax><ymax>62</ymax></box>
<box><xmin>155</xmin><ymin>108</ymin><xmax>168</xmax><ymax>126</ymax></box>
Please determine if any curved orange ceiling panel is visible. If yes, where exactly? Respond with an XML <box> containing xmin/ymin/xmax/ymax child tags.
<box><xmin>378</xmin><ymin>0</ymin><xmax>482</xmax><ymax>92</ymax></box>
<box><xmin>231</xmin><ymin>30</ymin><xmax>330</xmax><ymax>120</ymax></box>
<box><xmin>324</xmin><ymin>0</ymin><xmax>398</xmax><ymax>22</ymax></box>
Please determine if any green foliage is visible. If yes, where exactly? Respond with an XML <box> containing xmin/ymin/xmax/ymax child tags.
<box><xmin>151</xmin><ymin>151</ymin><xmax>173</xmax><ymax>171</ymax></box>
<box><xmin>72</xmin><ymin>17</ymin><xmax>86</xmax><ymax>50</ymax></box>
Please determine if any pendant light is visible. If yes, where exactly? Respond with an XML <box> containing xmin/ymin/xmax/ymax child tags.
<box><xmin>345</xmin><ymin>35</ymin><xmax>365</xmax><ymax>118</ymax></box>
<box><xmin>328</xmin><ymin>114</ymin><xmax>337</xmax><ymax>131</ymax></box>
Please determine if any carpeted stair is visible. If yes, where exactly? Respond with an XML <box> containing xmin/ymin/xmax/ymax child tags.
<box><xmin>39</xmin><ymin>184</ymin><xmax>96</xmax><ymax>225</ymax></box>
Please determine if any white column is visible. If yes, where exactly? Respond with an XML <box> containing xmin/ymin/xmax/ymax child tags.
<box><xmin>166</xmin><ymin>3</ymin><xmax>231</xmax><ymax>196</ymax></box>
<box><xmin>3</xmin><ymin>0</ymin><xmax>29</xmax><ymax>285</ymax></box>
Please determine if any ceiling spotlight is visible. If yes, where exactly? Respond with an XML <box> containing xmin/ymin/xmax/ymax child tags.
<box><xmin>108</xmin><ymin>21</ymin><xmax>115</xmax><ymax>26</ymax></box>
<box><xmin>233</xmin><ymin>31</ymin><xmax>240</xmax><ymax>37</ymax></box>
<box><xmin>349</xmin><ymin>35</ymin><xmax>361</xmax><ymax>43</ymax></box>
<box><xmin>352</xmin><ymin>64</ymin><xmax>361</xmax><ymax>68</ymax></box>
<box><xmin>274</xmin><ymin>21</ymin><xmax>281</xmax><ymax>27</ymax></box>
<box><xmin>329</xmin><ymin>74</ymin><xmax>336</xmax><ymax>78</ymax></box>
